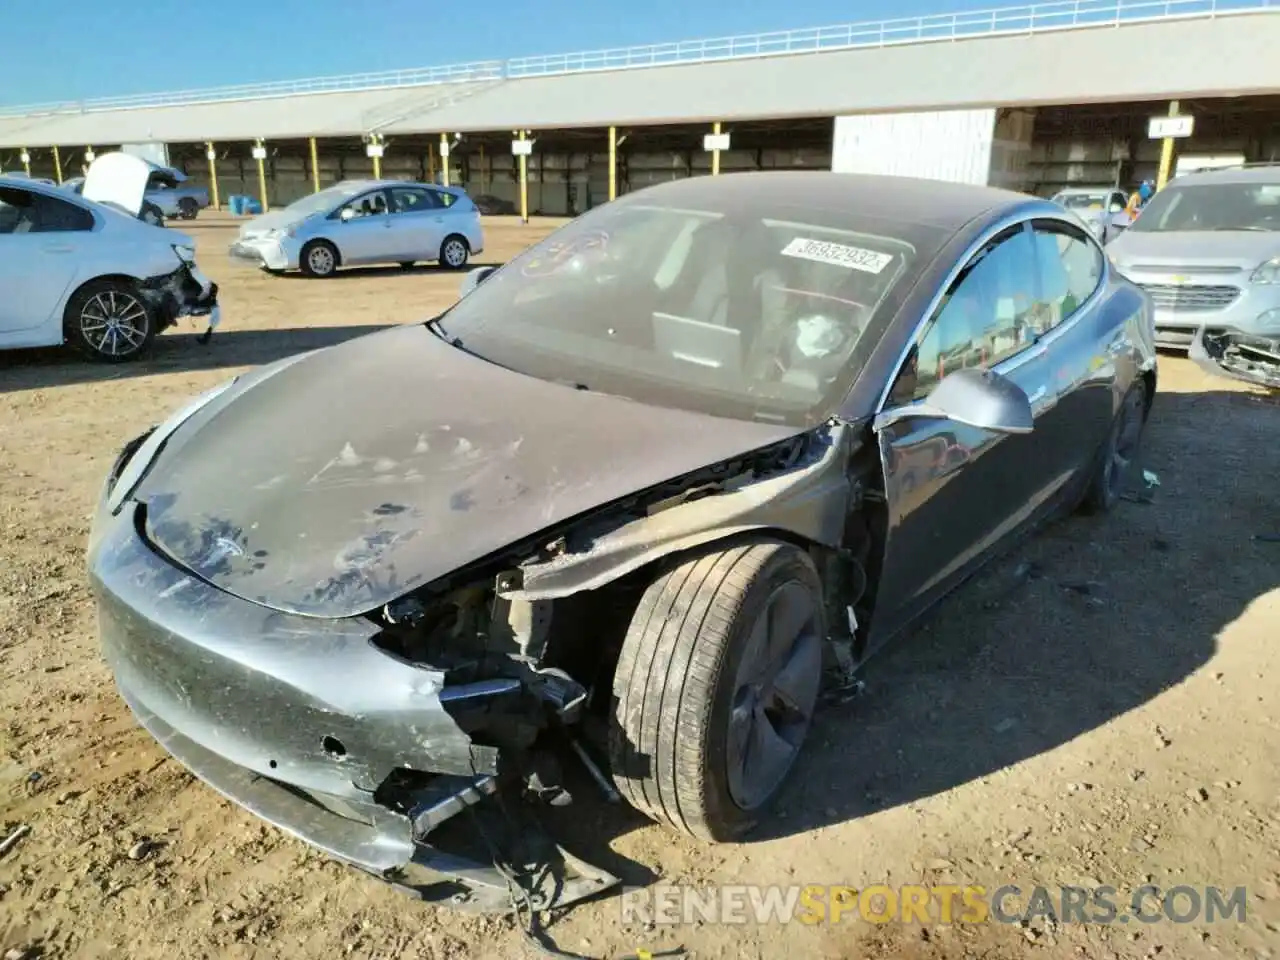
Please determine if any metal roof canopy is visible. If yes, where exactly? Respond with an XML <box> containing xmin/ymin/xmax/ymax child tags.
<box><xmin>0</xmin><ymin>1</ymin><xmax>1277</xmax><ymax>148</ymax></box>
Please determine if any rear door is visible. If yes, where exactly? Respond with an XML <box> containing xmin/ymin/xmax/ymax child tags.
<box><xmin>0</xmin><ymin>186</ymin><xmax>94</xmax><ymax>335</ymax></box>
<box><xmin>1028</xmin><ymin>217</ymin><xmax>1118</xmax><ymax>483</ymax></box>
<box><xmin>386</xmin><ymin>186</ymin><xmax>445</xmax><ymax>260</ymax></box>
<box><xmin>870</xmin><ymin>221</ymin><xmax>1064</xmax><ymax>644</ymax></box>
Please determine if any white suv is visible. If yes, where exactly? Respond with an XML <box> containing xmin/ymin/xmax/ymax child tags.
<box><xmin>0</xmin><ymin>153</ymin><xmax>220</xmax><ymax>362</ymax></box>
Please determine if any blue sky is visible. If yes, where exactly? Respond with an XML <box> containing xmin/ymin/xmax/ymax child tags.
<box><xmin>1</xmin><ymin>0</ymin><xmax>985</xmax><ymax>106</ymax></box>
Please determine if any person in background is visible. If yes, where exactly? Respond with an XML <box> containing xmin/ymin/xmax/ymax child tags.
<box><xmin>1126</xmin><ymin>180</ymin><xmax>1155</xmax><ymax>218</ymax></box>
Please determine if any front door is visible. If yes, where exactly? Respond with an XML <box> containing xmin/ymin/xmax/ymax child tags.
<box><xmin>869</xmin><ymin>222</ymin><xmax>1064</xmax><ymax>646</ymax></box>
<box><xmin>334</xmin><ymin>189</ymin><xmax>398</xmax><ymax>264</ymax></box>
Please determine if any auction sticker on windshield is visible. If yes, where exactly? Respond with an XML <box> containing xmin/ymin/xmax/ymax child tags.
<box><xmin>781</xmin><ymin>237</ymin><xmax>894</xmax><ymax>274</ymax></box>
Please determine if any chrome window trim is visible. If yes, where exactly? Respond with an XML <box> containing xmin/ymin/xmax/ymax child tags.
<box><xmin>874</xmin><ymin>207</ymin><xmax>1110</xmax><ymax>415</ymax></box>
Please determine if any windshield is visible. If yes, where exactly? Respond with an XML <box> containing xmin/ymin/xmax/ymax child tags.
<box><xmin>1054</xmin><ymin>192</ymin><xmax>1110</xmax><ymax>211</ymax></box>
<box><xmin>436</xmin><ymin>196</ymin><xmax>933</xmax><ymax>426</ymax></box>
<box><xmin>284</xmin><ymin>184</ymin><xmax>364</xmax><ymax>218</ymax></box>
<box><xmin>1130</xmin><ymin>181</ymin><xmax>1280</xmax><ymax>232</ymax></box>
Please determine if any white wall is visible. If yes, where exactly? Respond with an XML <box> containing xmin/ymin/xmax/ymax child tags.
<box><xmin>120</xmin><ymin>142</ymin><xmax>170</xmax><ymax>166</ymax></box>
<box><xmin>832</xmin><ymin>109</ymin><xmax>998</xmax><ymax>185</ymax></box>
<box><xmin>988</xmin><ymin>109</ymin><xmax>1035</xmax><ymax>191</ymax></box>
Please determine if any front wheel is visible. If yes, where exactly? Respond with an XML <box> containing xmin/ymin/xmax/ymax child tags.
<box><xmin>178</xmin><ymin>198</ymin><xmax>199</xmax><ymax>220</ymax></box>
<box><xmin>438</xmin><ymin>234</ymin><xmax>470</xmax><ymax>270</ymax></box>
<box><xmin>300</xmin><ymin>239</ymin><xmax>339</xmax><ymax>278</ymax></box>
<box><xmin>609</xmin><ymin>539</ymin><xmax>826</xmax><ymax>842</ymax></box>
<box><xmin>63</xmin><ymin>279</ymin><xmax>156</xmax><ymax>363</ymax></box>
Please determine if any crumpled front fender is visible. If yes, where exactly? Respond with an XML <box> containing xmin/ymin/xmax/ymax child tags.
<box><xmin>1190</xmin><ymin>324</ymin><xmax>1280</xmax><ymax>390</ymax></box>
<box><xmin>506</xmin><ymin>422</ymin><xmax>856</xmax><ymax>600</ymax></box>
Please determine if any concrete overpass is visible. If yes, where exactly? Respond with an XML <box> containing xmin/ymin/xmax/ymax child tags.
<box><xmin>0</xmin><ymin>0</ymin><xmax>1276</xmax><ymax>149</ymax></box>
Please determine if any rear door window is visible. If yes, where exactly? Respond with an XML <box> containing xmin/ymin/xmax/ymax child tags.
<box><xmin>390</xmin><ymin>187</ymin><xmax>440</xmax><ymax>214</ymax></box>
<box><xmin>0</xmin><ymin>187</ymin><xmax>94</xmax><ymax>234</ymax></box>
<box><xmin>1031</xmin><ymin>220</ymin><xmax>1104</xmax><ymax>331</ymax></box>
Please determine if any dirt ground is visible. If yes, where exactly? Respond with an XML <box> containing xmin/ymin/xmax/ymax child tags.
<box><xmin>1</xmin><ymin>212</ymin><xmax>1277</xmax><ymax>960</ymax></box>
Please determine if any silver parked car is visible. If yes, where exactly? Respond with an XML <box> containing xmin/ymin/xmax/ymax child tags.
<box><xmin>1050</xmin><ymin>186</ymin><xmax>1129</xmax><ymax>244</ymax></box>
<box><xmin>1107</xmin><ymin>165</ymin><xmax>1280</xmax><ymax>388</ymax></box>
<box><xmin>229</xmin><ymin>179</ymin><xmax>485</xmax><ymax>278</ymax></box>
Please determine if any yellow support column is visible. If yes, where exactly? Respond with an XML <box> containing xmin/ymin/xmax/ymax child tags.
<box><xmin>1155</xmin><ymin>100</ymin><xmax>1180</xmax><ymax>192</ymax></box>
<box><xmin>254</xmin><ymin>140</ymin><xmax>269</xmax><ymax>212</ymax></box>
<box><xmin>309</xmin><ymin>137</ymin><xmax>320</xmax><ymax>193</ymax></box>
<box><xmin>440</xmin><ymin>134</ymin><xmax>450</xmax><ymax>187</ymax></box>
<box><xmin>52</xmin><ymin>145</ymin><xmax>63</xmax><ymax>183</ymax></box>
<box><xmin>711</xmin><ymin>121</ymin><xmax>722</xmax><ymax>176</ymax></box>
<box><xmin>517</xmin><ymin>130</ymin><xmax>529</xmax><ymax>223</ymax></box>
<box><xmin>370</xmin><ymin>135</ymin><xmax>383</xmax><ymax>180</ymax></box>
<box><xmin>608</xmin><ymin>126</ymin><xmax>617</xmax><ymax>201</ymax></box>
<box><xmin>20</xmin><ymin>148</ymin><xmax>31</xmax><ymax>176</ymax></box>
<box><xmin>205</xmin><ymin>142</ymin><xmax>220</xmax><ymax>211</ymax></box>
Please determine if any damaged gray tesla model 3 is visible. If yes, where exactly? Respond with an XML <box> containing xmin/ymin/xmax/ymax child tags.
<box><xmin>89</xmin><ymin>171</ymin><xmax>1157</xmax><ymax>915</ymax></box>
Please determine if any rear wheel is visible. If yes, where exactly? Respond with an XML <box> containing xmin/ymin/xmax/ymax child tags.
<box><xmin>178</xmin><ymin>198</ymin><xmax>198</xmax><ymax>220</ymax></box>
<box><xmin>140</xmin><ymin>202</ymin><xmax>164</xmax><ymax>227</ymax></box>
<box><xmin>300</xmin><ymin>239</ymin><xmax>339</xmax><ymax>278</ymax></box>
<box><xmin>1081</xmin><ymin>382</ymin><xmax>1149</xmax><ymax>513</ymax></box>
<box><xmin>399</xmin><ymin>261</ymin><xmax>416</xmax><ymax>270</ymax></box>
<box><xmin>609</xmin><ymin>539</ymin><xmax>825</xmax><ymax>842</ymax></box>
<box><xmin>439</xmin><ymin>234</ymin><xmax>469</xmax><ymax>270</ymax></box>
<box><xmin>63</xmin><ymin>279</ymin><xmax>155</xmax><ymax>363</ymax></box>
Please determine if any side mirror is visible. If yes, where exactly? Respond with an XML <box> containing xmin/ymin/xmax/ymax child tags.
<box><xmin>459</xmin><ymin>265</ymin><xmax>496</xmax><ymax>298</ymax></box>
<box><xmin>874</xmin><ymin>367</ymin><xmax>1034</xmax><ymax>435</ymax></box>
<box><xmin>339</xmin><ymin>207</ymin><xmax>355</xmax><ymax>222</ymax></box>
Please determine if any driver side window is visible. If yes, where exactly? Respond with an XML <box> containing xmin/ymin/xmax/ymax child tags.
<box><xmin>906</xmin><ymin>224</ymin><xmax>1038</xmax><ymax>402</ymax></box>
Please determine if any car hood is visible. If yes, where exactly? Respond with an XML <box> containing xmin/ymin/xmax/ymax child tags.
<box><xmin>129</xmin><ymin>323</ymin><xmax>798</xmax><ymax>619</ymax></box>
<box><xmin>1108</xmin><ymin>229</ymin><xmax>1280</xmax><ymax>270</ymax></box>
<box><xmin>239</xmin><ymin>210</ymin><xmax>304</xmax><ymax>239</ymax></box>
<box><xmin>82</xmin><ymin>152</ymin><xmax>151</xmax><ymax>217</ymax></box>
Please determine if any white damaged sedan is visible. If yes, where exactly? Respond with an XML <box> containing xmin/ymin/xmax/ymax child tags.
<box><xmin>0</xmin><ymin>152</ymin><xmax>220</xmax><ymax>362</ymax></box>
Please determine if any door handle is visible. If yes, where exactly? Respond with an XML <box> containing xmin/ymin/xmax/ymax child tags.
<box><xmin>434</xmin><ymin>216</ymin><xmax>444</xmax><ymax>223</ymax></box>
<box><xmin>382</xmin><ymin>221</ymin><xmax>392</xmax><ymax>228</ymax></box>
<box><xmin>42</xmin><ymin>244</ymin><xmax>74</xmax><ymax>254</ymax></box>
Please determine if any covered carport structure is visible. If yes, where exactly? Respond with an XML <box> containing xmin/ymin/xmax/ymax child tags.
<box><xmin>2</xmin><ymin>0</ymin><xmax>1278</xmax><ymax>217</ymax></box>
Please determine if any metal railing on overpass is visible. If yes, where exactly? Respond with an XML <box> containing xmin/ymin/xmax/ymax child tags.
<box><xmin>0</xmin><ymin>0</ymin><xmax>1272</xmax><ymax>119</ymax></box>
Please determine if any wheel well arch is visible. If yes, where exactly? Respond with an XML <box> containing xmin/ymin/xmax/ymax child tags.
<box><xmin>539</xmin><ymin>525</ymin><xmax>842</xmax><ymax>694</ymax></box>
<box><xmin>1140</xmin><ymin>368</ymin><xmax>1157</xmax><ymax>419</ymax></box>
<box><xmin>302</xmin><ymin>236</ymin><xmax>342</xmax><ymax>265</ymax></box>
<box><xmin>442</xmin><ymin>231</ymin><xmax>471</xmax><ymax>250</ymax></box>
<box><xmin>63</xmin><ymin>274</ymin><xmax>145</xmax><ymax>320</ymax></box>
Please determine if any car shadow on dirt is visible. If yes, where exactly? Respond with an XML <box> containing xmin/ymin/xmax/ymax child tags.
<box><xmin>0</xmin><ymin>324</ymin><xmax>393</xmax><ymax>394</ymax></box>
<box><xmin>539</xmin><ymin>388</ymin><xmax>1276</xmax><ymax>869</ymax></box>
<box><xmin>750</xmin><ymin>387</ymin><xmax>1277</xmax><ymax>840</ymax></box>
<box><xmin>271</xmin><ymin>262</ymin><xmax>506</xmax><ymax>280</ymax></box>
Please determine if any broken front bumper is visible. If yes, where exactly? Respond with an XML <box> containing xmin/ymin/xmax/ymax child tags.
<box><xmin>1189</xmin><ymin>325</ymin><xmax>1280</xmax><ymax>390</ymax></box>
<box><xmin>229</xmin><ymin>238</ymin><xmax>292</xmax><ymax>272</ymax></box>
<box><xmin>88</xmin><ymin>497</ymin><xmax>617</xmax><ymax>911</ymax></box>
<box><xmin>141</xmin><ymin>264</ymin><xmax>221</xmax><ymax>337</ymax></box>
